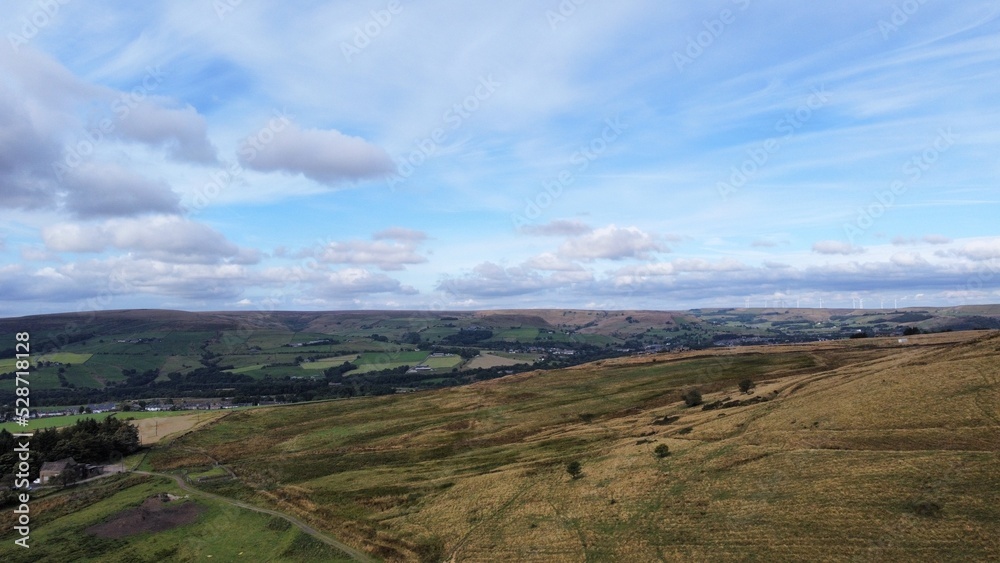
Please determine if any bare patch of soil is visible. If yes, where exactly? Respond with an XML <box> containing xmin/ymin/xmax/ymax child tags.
<box><xmin>86</xmin><ymin>494</ymin><xmax>203</xmax><ymax>539</ymax></box>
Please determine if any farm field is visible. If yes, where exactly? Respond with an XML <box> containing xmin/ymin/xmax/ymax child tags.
<box><xmin>465</xmin><ymin>353</ymin><xmax>533</xmax><ymax>369</ymax></box>
<box><xmin>0</xmin><ymin>409</ymin><xmax>212</xmax><ymax>434</ymax></box>
<box><xmin>300</xmin><ymin>355</ymin><xmax>361</xmax><ymax>370</ymax></box>
<box><xmin>0</xmin><ymin>475</ymin><xmax>356</xmax><ymax>562</ymax></box>
<box><xmin>108</xmin><ymin>330</ymin><xmax>1000</xmax><ymax>561</ymax></box>
<box><xmin>4</xmin><ymin>307</ymin><xmax>1000</xmax><ymax>402</ymax></box>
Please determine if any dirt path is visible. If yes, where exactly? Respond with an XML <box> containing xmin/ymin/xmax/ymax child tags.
<box><xmin>133</xmin><ymin>470</ymin><xmax>374</xmax><ymax>563</ymax></box>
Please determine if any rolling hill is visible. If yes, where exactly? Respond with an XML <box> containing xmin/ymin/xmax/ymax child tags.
<box><xmin>4</xmin><ymin>329</ymin><xmax>990</xmax><ymax>561</ymax></box>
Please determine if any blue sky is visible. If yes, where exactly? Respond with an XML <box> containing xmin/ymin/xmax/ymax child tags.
<box><xmin>1</xmin><ymin>0</ymin><xmax>999</xmax><ymax>317</ymax></box>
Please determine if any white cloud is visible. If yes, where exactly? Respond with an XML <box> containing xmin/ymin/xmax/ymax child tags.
<box><xmin>519</xmin><ymin>219</ymin><xmax>593</xmax><ymax>237</ymax></box>
<box><xmin>238</xmin><ymin>122</ymin><xmax>394</xmax><ymax>185</ymax></box>
<box><xmin>812</xmin><ymin>240</ymin><xmax>865</xmax><ymax>255</ymax></box>
<box><xmin>522</xmin><ymin>253</ymin><xmax>586</xmax><ymax>272</ymax></box>
<box><xmin>948</xmin><ymin>238</ymin><xmax>1000</xmax><ymax>261</ymax></box>
<box><xmin>114</xmin><ymin>101</ymin><xmax>218</xmax><ymax>163</ymax></box>
<box><xmin>42</xmin><ymin>216</ymin><xmax>258</xmax><ymax>264</ymax></box>
<box><xmin>314</xmin><ymin>230</ymin><xmax>428</xmax><ymax>271</ymax></box>
<box><xmin>61</xmin><ymin>163</ymin><xmax>181</xmax><ymax>218</ymax></box>
<box><xmin>559</xmin><ymin>225</ymin><xmax>668</xmax><ymax>261</ymax></box>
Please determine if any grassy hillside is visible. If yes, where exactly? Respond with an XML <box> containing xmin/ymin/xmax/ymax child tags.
<box><xmin>126</xmin><ymin>330</ymin><xmax>1000</xmax><ymax>561</ymax></box>
<box><xmin>0</xmin><ymin>474</ymin><xmax>355</xmax><ymax>562</ymax></box>
<box><xmin>3</xmin><ymin>307</ymin><xmax>1000</xmax><ymax>401</ymax></box>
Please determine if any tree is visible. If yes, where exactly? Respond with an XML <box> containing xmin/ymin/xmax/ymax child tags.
<box><xmin>682</xmin><ymin>388</ymin><xmax>702</xmax><ymax>407</ymax></box>
<box><xmin>654</xmin><ymin>444</ymin><xmax>670</xmax><ymax>458</ymax></box>
<box><xmin>739</xmin><ymin>378</ymin><xmax>756</xmax><ymax>394</ymax></box>
<box><xmin>566</xmin><ymin>460</ymin><xmax>582</xmax><ymax>479</ymax></box>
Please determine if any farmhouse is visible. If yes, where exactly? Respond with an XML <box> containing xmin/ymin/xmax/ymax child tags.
<box><xmin>39</xmin><ymin>458</ymin><xmax>76</xmax><ymax>484</ymax></box>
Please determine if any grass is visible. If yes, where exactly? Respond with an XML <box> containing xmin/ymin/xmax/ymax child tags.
<box><xmin>0</xmin><ymin>409</ymin><xmax>199</xmax><ymax>433</ymax></box>
<box><xmin>300</xmin><ymin>355</ymin><xmax>360</xmax><ymax>370</ymax></box>
<box><xmin>34</xmin><ymin>352</ymin><xmax>94</xmax><ymax>365</ymax></box>
<box><xmin>138</xmin><ymin>331</ymin><xmax>1000</xmax><ymax>561</ymax></box>
<box><xmin>0</xmin><ymin>474</ymin><xmax>356</xmax><ymax>562</ymax></box>
<box><xmin>422</xmin><ymin>355</ymin><xmax>464</xmax><ymax>369</ymax></box>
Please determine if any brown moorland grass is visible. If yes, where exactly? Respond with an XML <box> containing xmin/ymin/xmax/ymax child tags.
<box><xmin>147</xmin><ymin>331</ymin><xmax>1000</xmax><ymax>561</ymax></box>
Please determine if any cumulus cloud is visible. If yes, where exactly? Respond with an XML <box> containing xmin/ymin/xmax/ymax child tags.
<box><xmin>519</xmin><ymin>219</ymin><xmax>593</xmax><ymax>237</ymax></box>
<box><xmin>114</xmin><ymin>102</ymin><xmax>218</xmax><ymax>163</ymax></box>
<box><xmin>890</xmin><ymin>252</ymin><xmax>930</xmax><ymax>267</ymax></box>
<box><xmin>42</xmin><ymin>216</ymin><xmax>258</xmax><ymax>264</ymax></box>
<box><xmin>522</xmin><ymin>253</ymin><xmax>587</xmax><ymax>272</ymax></box>
<box><xmin>439</xmin><ymin>261</ymin><xmax>592</xmax><ymax>298</ymax></box>
<box><xmin>60</xmin><ymin>163</ymin><xmax>181</xmax><ymax>218</ymax></box>
<box><xmin>373</xmin><ymin>227</ymin><xmax>428</xmax><ymax>242</ymax></box>
<box><xmin>558</xmin><ymin>225</ymin><xmax>668</xmax><ymax>261</ymax></box>
<box><xmin>238</xmin><ymin>122</ymin><xmax>394</xmax><ymax>184</ymax></box>
<box><xmin>313</xmin><ymin>268</ymin><xmax>417</xmax><ymax>296</ymax></box>
<box><xmin>812</xmin><ymin>240</ymin><xmax>865</xmax><ymax>255</ymax></box>
<box><xmin>923</xmin><ymin>234</ymin><xmax>953</xmax><ymax>245</ymax></box>
<box><xmin>0</xmin><ymin>83</ymin><xmax>62</xmax><ymax>209</ymax></box>
<box><xmin>315</xmin><ymin>230</ymin><xmax>428</xmax><ymax>271</ymax></box>
<box><xmin>946</xmin><ymin>238</ymin><xmax>1000</xmax><ymax>261</ymax></box>
<box><xmin>893</xmin><ymin>234</ymin><xmax>953</xmax><ymax>246</ymax></box>
<box><xmin>0</xmin><ymin>47</ymin><xmax>215</xmax><ymax>217</ymax></box>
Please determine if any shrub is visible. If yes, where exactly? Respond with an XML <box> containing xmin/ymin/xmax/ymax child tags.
<box><xmin>682</xmin><ymin>388</ymin><xmax>703</xmax><ymax>407</ymax></box>
<box><xmin>913</xmin><ymin>500</ymin><xmax>942</xmax><ymax>518</ymax></box>
<box><xmin>654</xmin><ymin>444</ymin><xmax>670</xmax><ymax>458</ymax></box>
<box><xmin>567</xmin><ymin>461</ymin><xmax>582</xmax><ymax>479</ymax></box>
<box><xmin>739</xmin><ymin>378</ymin><xmax>755</xmax><ymax>394</ymax></box>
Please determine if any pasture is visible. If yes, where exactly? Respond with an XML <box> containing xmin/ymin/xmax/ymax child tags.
<box><xmin>137</xmin><ymin>331</ymin><xmax>1000</xmax><ymax>560</ymax></box>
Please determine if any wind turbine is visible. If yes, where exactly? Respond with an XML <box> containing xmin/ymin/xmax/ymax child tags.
<box><xmin>852</xmin><ymin>297</ymin><xmax>857</xmax><ymax>309</ymax></box>
<box><xmin>859</xmin><ymin>298</ymin><xmax>864</xmax><ymax>309</ymax></box>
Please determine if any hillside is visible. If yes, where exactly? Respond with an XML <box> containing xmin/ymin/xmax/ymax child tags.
<box><xmin>20</xmin><ymin>329</ymin><xmax>987</xmax><ymax>561</ymax></box>
<box><xmin>4</xmin><ymin>306</ymin><xmax>1000</xmax><ymax>407</ymax></box>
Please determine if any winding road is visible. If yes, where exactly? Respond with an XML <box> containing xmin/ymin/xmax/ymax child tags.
<box><xmin>133</xmin><ymin>470</ymin><xmax>375</xmax><ymax>563</ymax></box>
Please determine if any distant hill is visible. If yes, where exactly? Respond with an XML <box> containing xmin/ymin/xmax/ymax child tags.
<box><xmin>3</xmin><ymin>306</ymin><xmax>999</xmax><ymax>406</ymax></box>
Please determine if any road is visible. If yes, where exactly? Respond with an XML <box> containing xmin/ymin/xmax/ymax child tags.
<box><xmin>133</xmin><ymin>470</ymin><xmax>375</xmax><ymax>562</ymax></box>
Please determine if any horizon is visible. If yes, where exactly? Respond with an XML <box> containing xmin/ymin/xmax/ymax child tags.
<box><xmin>5</xmin><ymin>302</ymin><xmax>1000</xmax><ymax>323</ymax></box>
<box><xmin>2</xmin><ymin>2</ymin><xmax>999</xmax><ymax>318</ymax></box>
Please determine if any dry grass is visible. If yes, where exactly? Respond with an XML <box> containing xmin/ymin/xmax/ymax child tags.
<box><xmin>150</xmin><ymin>331</ymin><xmax>1000</xmax><ymax>561</ymax></box>
<box><xmin>133</xmin><ymin>411</ymin><xmax>225</xmax><ymax>445</ymax></box>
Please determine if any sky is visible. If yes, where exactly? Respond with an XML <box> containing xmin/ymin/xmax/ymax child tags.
<box><xmin>1</xmin><ymin>0</ymin><xmax>999</xmax><ymax>318</ymax></box>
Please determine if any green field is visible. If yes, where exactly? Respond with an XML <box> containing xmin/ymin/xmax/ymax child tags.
<box><xmin>421</xmin><ymin>354</ymin><xmax>464</xmax><ymax>369</ymax></box>
<box><xmin>0</xmin><ymin>475</ymin><xmax>355</xmax><ymax>562</ymax></box>
<box><xmin>300</xmin><ymin>355</ymin><xmax>360</xmax><ymax>370</ymax></box>
<box><xmin>349</xmin><ymin>350</ymin><xmax>430</xmax><ymax>374</ymax></box>
<box><xmin>0</xmin><ymin>410</ymin><xmax>195</xmax><ymax>434</ymax></box>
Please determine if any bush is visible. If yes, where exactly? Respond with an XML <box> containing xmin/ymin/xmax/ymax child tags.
<box><xmin>682</xmin><ymin>388</ymin><xmax>702</xmax><ymax>407</ymax></box>
<box><xmin>566</xmin><ymin>461</ymin><xmax>582</xmax><ymax>479</ymax></box>
<box><xmin>654</xmin><ymin>444</ymin><xmax>670</xmax><ymax>458</ymax></box>
<box><xmin>739</xmin><ymin>378</ymin><xmax>755</xmax><ymax>394</ymax></box>
<box><xmin>913</xmin><ymin>500</ymin><xmax>942</xmax><ymax>518</ymax></box>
